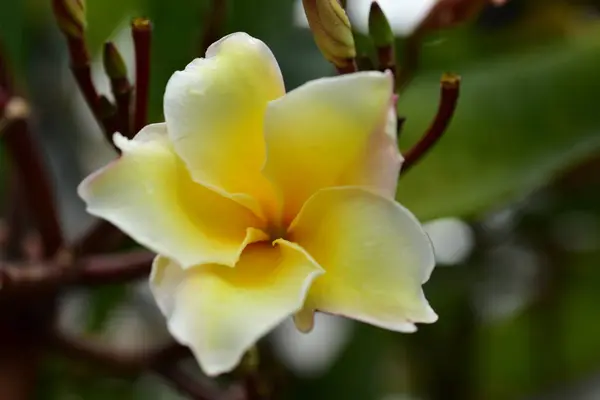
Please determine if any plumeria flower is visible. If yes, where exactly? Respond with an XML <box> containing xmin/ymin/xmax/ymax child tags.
<box><xmin>78</xmin><ymin>32</ymin><xmax>437</xmax><ymax>377</ymax></box>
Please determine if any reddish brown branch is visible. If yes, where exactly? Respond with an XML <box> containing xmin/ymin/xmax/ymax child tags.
<box><xmin>74</xmin><ymin>249</ymin><xmax>154</xmax><ymax>286</ymax></box>
<box><xmin>1</xmin><ymin>98</ymin><xmax>64</xmax><ymax>257</ymax></box>
<box><xmin>104</xmin><ymin>42</ymin><xmax>133</xmax><ymax>137</ymax></box>
<box><xmin>115</xmin><ymin>85</ymin><xmax>133</xmax><ymax>137</ymax></box>
<box><xmin>335</xmin><ymin>59</ymin><xmax>358</xmax><ymax>75</ymax></box>
<box><xmin>199</xmin><ymin>0</ymin><xmax>228</xmax><ymax>56</ymax></box>
<box><xmin>396</xmin><ymin>35</ymin><xmax>421</xmax><ymax>92</ymax></box>
<box><xmin>132</xmin><ymin>18</ymin><xmax>152</xmax><ymax>134</ymax></box>
<box><xmin>3</xmin><ymin>171</ymin><xmax>27</xmax><ymax>260</ymax></box>
<box><xmin>72</xmin><ymin>220</ymin><xmax>127</xmax><ymax>255</ymax></box>
<box><xmin>52</xmin><ymin>2</ymin><xmax>116</xmax><ymax>139</ymax></box>
<box><xmin>0</xmin><ymin>250</ymin><xmax>153</xmax><ymax>296</ymax></box>
<box><xmin>67</xmin><ymin>37</ymin><xmax>97</xmax><ymax>106</ymax></box>
<box><xmin>66</xmin><ymin>38</ymin><xmax>116</xmax><ymax>136</ymax></box>
<box><xmin>400</xmin><ymin>73</ymin><xmax>460</xmax><ymax>175</ymax></box>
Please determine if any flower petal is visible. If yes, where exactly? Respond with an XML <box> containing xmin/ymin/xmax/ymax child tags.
<box><xmin>163</xmin><ymin>32</ymin><xmax>284</xmax><ymax>218</ymax></box>
<box><xmin>150</xmin><ymin>241</ymin><xmax>324</xmax><ymax>376</ymax></box>
<box><xmin>288</xmin><ymin>187</ymin><xmax>436</xmax><ymax>333</ymax></box>
<box><xmin>263</xmin><ymin>71</ymin><xmax>399</xmax><ymax>224</ymax></box>
<box><xmin>78</xmin><ymin>123</ymin><xmax>267</xmax><ymax>269</ymax></box>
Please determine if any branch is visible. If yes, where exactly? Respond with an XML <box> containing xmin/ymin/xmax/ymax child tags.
<box><xmin>395</xmin><ymin>34</ymin><xmax>421</xmax><ymax>92</ymax></box>
<box><xmin>1</xmin><ymin>97</ymin><xmax>64</xmax><ymax>257</ymax></box>
<box><xmin>66</xmin><ymin>38</ymin><xmax>116</xmax><ymax>137</ymax></box>
<box><xmin>199</xmin><ymin>0</ymin><xmax>227</xmax><ymax>56</ymax></box>
<box><xmin>104</xmin><ymin>42</ymin><xmax>133</xmax><ymax>138</ymax></box>
<box><xmin>132</xmin><ymin>18</ymin><xmax>152</xmax><ymax>134</ymax></box>
<box><xmin>336</xmin><ymin>61</ymin><xmax>358</xmax><ymax>75</ymax></box>
<box><xmin>73</xmin><ymin>249</ymin><xmax>154</xmax><ymax>286</ymax></box>
<box><xmin>0</xmin><ymin>250</ymin><xmax>153</xmax><ymax>296</ymax></box>
<box><xmin>51</xmin><ymin>0</ymin><xmax>115</xmax><ymax>137</ymax></box>
<box><xmin>400</xmin><ymin>73</ymin><xmax>460</xmax><ymax>176</ymax></box>
<box><xmin>72</xmin><ymin>220</ymin><xmax>127</xmax><ymax>255</ymax></box>
<box><xmin>53</xmin><ymin>331</ymin><xmax>225</xmax><ymax>400</ymax></box>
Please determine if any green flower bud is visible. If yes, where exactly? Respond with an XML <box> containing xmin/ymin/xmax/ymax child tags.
<box><xmin>103</xmin><ymin>42</ymin><xmax>127</xmax><ymax>81</ymax></box>
<box><xmin>368</xmin><ymin>2</ymin><xmax>394</xmax><ymax>49</ymax></box>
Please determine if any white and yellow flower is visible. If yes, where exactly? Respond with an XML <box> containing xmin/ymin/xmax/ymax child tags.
<box><xmin>78</xmin><ymin>32</ymin><xmax>437</xmax><ymax>377</ymax></box>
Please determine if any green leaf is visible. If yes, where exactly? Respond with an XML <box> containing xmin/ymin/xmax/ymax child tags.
<box><xmin>397</xmin><ymin>34</ymin><xmax>600</xmax><ymax>220</ymax></box>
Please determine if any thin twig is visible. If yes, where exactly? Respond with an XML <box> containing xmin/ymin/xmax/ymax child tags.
<box><xmin>199</xmin><ymin>0</ymin><xmax>228</xmax><ymax>56</ymax></box>
<box><xmin>132</xmin><ymin>18</ymin><xmax>152</xmax><ymax>134</ymax></box>
<box><xmin>400</xmin><ymin>73</ymin><xmax>460</xmax><ymax>176</ymax></box>
<box><xmin>1</xmin><ymin>98</ymin><xmax>64</xmax><ymax>257</ymax></box>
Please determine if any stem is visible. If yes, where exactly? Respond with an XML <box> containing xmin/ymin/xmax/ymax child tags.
<box><xmin>104</xmin><ymin>42</ymin><xmax>133</xmax><ymax>137</ymax></box>
<box><xmin>376</xmin><ymin>46</ymin><xmax>396</xmax><ymax>76</ymax></box>
<box><xmin>3</xmin><ymin>171</ymin><xmax>26</xmax><ymax>260</ymax></box>
<box><xmin>199</xmin><ymin>0</ymin><xmax>228</xmax><ymax>56</ymax></box>
<box><xmin>0</xmin><ymin>304</ymin><xmax>47</xmax><ymax>400</ymax></box>
<box><xmin>0</xmin><ymin>250</ymin><xmax>154</xmax><ymax>296</ymax></box>
<box><xmin>396</xmin><ymin>35</ymin><xmax>421</xmax><ymax>92</ymax></box>
<box><xmin>400</xmin><ymin>73</ymin><xmax>460</xmax><ymax>176</ymax></box>
<box><xmin>132</xmin><ymin>18</ymin><xmax>152</xmax><ymax>134</ymax></box>
<box><xmin>75</xmin><ymin>250</ymin><xmax>153</xmax><ymax>286</ymax></box>
<box><xmin>73</xmin><ymin>220</ymin><xmax>127</xmax><ymax>255</ymax></box>
<box><xmin>66</xmin><ymin>38</ymin><xmax>114</xmax><ymax>135</ymax></box>
<box><xmin>1</xmin><ymin>98</ymin><xmax>64</xmax><ymax>257</ymax></box>
<box><xmin>335</xmin><ymin>59</ymin><xmax>358</xmax><ymax>75</ymax></box>
<box><xmin>114</xmin><ymin>80</ymin><xmax>132</xmax><ymax>138</ymax></box>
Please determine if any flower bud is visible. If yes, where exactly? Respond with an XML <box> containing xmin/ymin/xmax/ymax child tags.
<box><xmin>368</xmin><ymin>2</ymin><xmax>394</xmax><ymax>49</ymax></box>
<box><xmin>103</xmin><ymin>42</ymin><xmax>127</xmax><ymax>81</ymax></box>
<box><xmin>368</xmin><ymin>2</ymin><xmax>395</xmax><ymax>72</ymax></box>
<box><xmin>302</xmin><ymin>0</ymin><xmax>356</xmax><ymax>70</ymax></box>
<box><xmin>52</xmin><ymin>0</ymin><xmax>86</xmax><ymax>39</ymax></box>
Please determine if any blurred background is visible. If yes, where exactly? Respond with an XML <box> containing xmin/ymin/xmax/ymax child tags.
<box><xmin>2</xmin><ymin>0</ymin><xmax>600</xmax><ymax>398</ymax></box>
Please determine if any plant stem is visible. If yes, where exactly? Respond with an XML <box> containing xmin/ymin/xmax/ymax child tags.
<box><xmin>0</xmin><ymin>250</ymin><xmax>154</xmax><ymax>296</ymax></box>
<box><xmin>132</xmin><ymin>18</ymin><xmax>152</xmax><ymax>134</ymax></box>
<box><xmin>400</xmin><ymin>73</ymin><xmax>460</xmax><ymax>176</ymax></box>
<box><xmin>1</xmin><ymin>98</ymin><xmax>63</xmax><ymax>257</ymax></box>
<box><xmin>66</xmin><ymin>38</ymin><xmax>115</xmax><ymax>136</ymax></box>
<box><xmin>199</xmin><ymin>0</ymin><xmax>228</xmax><ymax>56</ymax></box>
<box><xmin>73</xmin><ymin>220</ymin><xmax>127</xmax><ymax>255</ymax></box>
